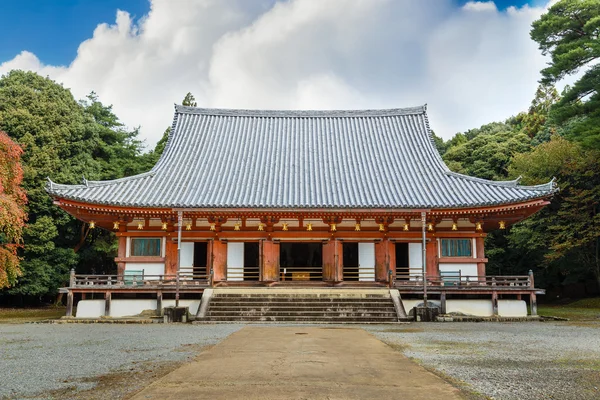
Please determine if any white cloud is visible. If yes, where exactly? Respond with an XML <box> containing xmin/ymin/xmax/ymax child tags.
<box><xmin>0</xmin><ymin>0</ymin><xmax>552</xmax><ymax>145</ymax></box>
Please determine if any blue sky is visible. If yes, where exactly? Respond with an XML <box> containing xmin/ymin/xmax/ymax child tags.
<box><xmin>0</xmin><ymin>0</ymin><xmax>551</xmax><ymax>144</ymax></box>
<box><xmin>1</xmin><ymin>0</ymin><xmax>542</xmax><ymax>66</ymax></box>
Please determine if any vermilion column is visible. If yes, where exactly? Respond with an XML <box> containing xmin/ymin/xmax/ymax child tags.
<box><xmin>117</xmin><ymin>236</ymin><xmax>126</xmax><ymax>276</ymax></box>
<box><xmin>322</xmin><ymin>240</ymin><xmax>342</xmax><ymax>281</ymax></box>
<box><xmin>375</xmin><ymin>240</ymin><xmax>393</xmax><ymax>282</ymax></box>
<box><xmin>426</xmin><ymin>239</ymin><xmax>439</xmax><ymax>280</ymax></box>
<box><xmin>262</xmin><ymin>240</ymin><xmax>280</xmax><ymax>281</ymax></box>
<box><xmin>164</xmin><ymin>239</ymin><xmax>178</xmax><ymax>275</ymax></box>
<box><xmin>212</xmin><ymin>240</ymin><xmax>227</xmax><ymax>282</ymax></box>
<box><xmin>476</xmin><ymin>236</ymin><xmax>486</xmax><ymax>277</ymax></box>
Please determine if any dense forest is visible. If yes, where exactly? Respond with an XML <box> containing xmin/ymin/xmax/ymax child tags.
<box><xmin>0</xmin><ymin>0</ymin><xmax>598</xmax><ymax>303</ymax></box>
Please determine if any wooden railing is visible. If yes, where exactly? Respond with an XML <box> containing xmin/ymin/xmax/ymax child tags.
<box><xmin>69</xmin><ymin>269</ymin><xmax>211</xmax><ymax>288</ymax></box>
<box><xmin>393</xmin><ymin>274</ymin><xmax>533</xmax><ymax>289</ymax></box>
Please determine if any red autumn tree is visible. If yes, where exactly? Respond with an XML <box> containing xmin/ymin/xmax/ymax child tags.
<box><xmin>0</xmin><ymin>131</ymin><xmax>27</xmax><ymax>288</ymax></box>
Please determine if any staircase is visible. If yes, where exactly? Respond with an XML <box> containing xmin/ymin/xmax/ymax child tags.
<box><xmin>198</xmin><ymin>289</ymin><xmax>410</xmax><ymax>323</ymax></box>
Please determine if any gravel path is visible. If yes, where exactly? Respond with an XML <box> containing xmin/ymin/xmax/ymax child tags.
<box><xmin>0</xmin><ymin>324</ymin><xmax>241</xmax><ymax>399</ymax></box>
<box><xmin>366</xmin><ymin>322</ymin><xmax>600</xmax><ymax>400</ymax></box>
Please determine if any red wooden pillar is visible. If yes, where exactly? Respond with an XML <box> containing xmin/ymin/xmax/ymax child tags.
<box><xmin>375</xmin><ymin>240</ymin><xmax>394</xmax><ymax>282</ymax></box>
<box><xmin>164</xmin><ymin>238</ymin><xmax>178</xmax><ymax>275</ymax></box>
<box><xmin>117</xmin><ymin>235</ymin><xmax>126</xmax><ymax>276</ymax></box>
<box><xmin>323</xmin><ymin>240</ymin><xmax>342</xmax><ymax>281</ymax></box>
<box><xmin>426</xmin><ymin>239</ymin><xmax>439</xmax><ymax>280</ymax></box>
<box><xmin>262</xmin><ymin>240</ymin><xmax>280</xmax><ymax>281</ymax></box>
<box><xmin>476</xmin><ymin>237</ymin><xmax>486</xmax><ymax>277</ymax></box>
<box><xmin>212</xmin><ymin>240</ymin><xmax>227</xmax><ymax>282</ymax></box>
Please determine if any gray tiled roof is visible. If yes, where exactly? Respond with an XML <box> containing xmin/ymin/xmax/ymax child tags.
<box><xmin>46</xmin><ymin>105</ymin><xmax>555</xmax><ymax>209</ymax></box>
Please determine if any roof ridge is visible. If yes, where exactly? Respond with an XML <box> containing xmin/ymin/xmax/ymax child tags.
<box><xmin>47</xmin><ymin>171</ymin><xmax>156</xmax><ymax>192</ymax></box>
<box><xmin>174</xmin><ymin>105</ymin><xmax>427</xmax><ymax>118</ymax></box>
<box><xmin>445</xmin><ymin>171</ymin><xmax>557</xmax><ymax>191</ymax></box>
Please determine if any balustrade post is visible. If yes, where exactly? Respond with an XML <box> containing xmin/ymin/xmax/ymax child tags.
<box><xmin>528</xmin><ymin>269</ymin><xmax>535</xmax><ymax>288</ymax></box>
<box><xmin>388</xmin><ymin>269</ymin><xmax>393</xmax><ymax>289</ymax></box>
<box><xmin>66</xmin><ymin>291</ymin><xmax>74</xmax><ymax>317</ymax></box>
<box><xmin>210</xmin><ymin>268</ymin><xmax>214</xmax><ymax>287</ymax></box>
<box><xmin>69</xmin><ymin>268</ymin><xmax>75</xmax><ymax>287</ymax></box>
<box><xmin>492</xmin><ymin>291</ymin><xmax>498</xmax><ymax>316</ymax></box>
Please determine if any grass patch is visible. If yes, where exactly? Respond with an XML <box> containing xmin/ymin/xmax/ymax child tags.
<box><xmin>537</xmin><ymin>297</ymin><xmax>600</xmax><ymax>321</ymax></box>
<box><xmin>0</xmin><ymin>307</ymin><xmax>66</xmax><ymax>323</ymax></box>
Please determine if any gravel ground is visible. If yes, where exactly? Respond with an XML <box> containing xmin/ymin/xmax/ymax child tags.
<box><xmin>0</xmin><ymin>324</ymin><xmax>241</xmax><ymax>399</ymax></box>
<box><xmin>366</xmin><ymin>321</ymin><xmax>600</xmax><ymax>400</ymax></box>
<box><xmin>2</xmin><ymin>322</ymin><xmax>599</xmax><ymax>400</ymax></box>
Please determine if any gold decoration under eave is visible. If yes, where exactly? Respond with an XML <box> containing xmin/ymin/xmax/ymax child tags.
<box><xmin>234</xmin><ymin>222</ymin><xmax>241</xmax><ymax>231</ymax></box>
<box><xmin>306</xmin><ymin>223</ymin><xmax>312</xmax><ymax>231</ymax></box>
<box><xmin>161</xmin><ymin>222</ymin><xmax>168</xmax><ymax>230</ymax></box>
<box><xmin>258</xmin><ymin>223</ymin><xmax>264</xmax><ymax>231</ymax></box>
<box><xmin>355</xmin><ymin>223</ymin><xmax>361</xmax><ymax>231</ymax></box>
<box><xmin>451</xmin><ymin>222</ymin><xmax>458</xmax><ymax>231</ymax></box>
<box><xmin>475</xmin><ymin>222</ymin><xmax>483</xmax><ymax>231</ymax></box>
<box><xmin>209</xmin><ymin>223</ymin><xmax>216</xmax><ymax>231</ymax></box>
<box><xmin>89</xmin><ymin>221</ymin><xmax>96</xmax><ymax>229</ymax></box>
<box><xmin>499</xmin><ymin>221</ymin><xmax>506</xmax><ymax>230</ymax></box>
<box><xmin>330</xmin><ymin>223</ymin><xmax>337</xmax><ymax>232</ymax></box>
<box><xmin>427</xmin><ymin>222</ymin><xmax>434</xmax><ymax>231</ymax></box>
<box><xmin>379</xmin><ymin>223</ymin><xmax>385</xmax><ymax>232</ymax></box>
<box><xmin>137</xmin><ymin>220</ymin><xmax>144</xmax><ymax>230</ymax></box>
<box><xmin>403</xmin><ymin>223</ymin><xmax>409</xmax><ymax>231</ymax></box>
<box><xmin>112</xmin><ymin>221</ymin><xmax>119</xmax><ymax>230</ymax></box>
<box><xmin>282</xmin><ymin>222</ymin><xmax>288</xmax><ymax>231</ymax></box>
<box><xmin>185</xmin><ymin>222</ymin><xmax>192</xmax><ymax>230</ymax></box>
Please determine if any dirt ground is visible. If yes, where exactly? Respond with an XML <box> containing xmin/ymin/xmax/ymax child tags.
<box><xmin>129</xmin><ymin>326</ymin><xmax>464</xmax><ymax>400</ymax></box>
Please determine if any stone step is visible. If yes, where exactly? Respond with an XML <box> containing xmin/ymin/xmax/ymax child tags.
<box><xmin>212</xmin><ymin>294</ymin><xmax>390</xmax><ymax>299</ymax></box>
<box><xmin>207</xmin><ymin>309</ymin><xmax>398</xmax><ymax>316</ymax></box>
<box><xmin>208</xmin><ymin>306</ymin><xmax>396</xmax><ymax>312</ymax></box>
<box><xmin>208</xmin><ymin>301</ymin><xmax>394</xmax><ymax>307</ymax></box>
<box><xmin>207</xmin><ymin>311</ymin><xmax>396</xmax><ymax>318</ymax></box>
<box><xmin>202</xmin><ymin>315</ymin><xmax>400</xmax><ymax>322</ymax></box>
<box><xmin>210</xmin><ymin>297</ymin><xmax>392</xmax><ymax>303</ymax></box>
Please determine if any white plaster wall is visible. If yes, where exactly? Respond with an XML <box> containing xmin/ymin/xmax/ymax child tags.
<box><xmin>408</xmin><ymin>243</ymin><xmax>422</xmax><ymax>278</ymax></box>
<box><xmin>439</xmin><ymin>263</ymin><xmax>478</xmax><ymax>280</ymax></box>
<box><xmin>125</xmin><ymin>263</ymin><xmax>165</xmax><ymax>279</ymax></box>
<box><xmin>76</xmin><ymin>300</ymin><xmax>106</xmax><ymax>318</ymax></box>
<box><xmin>180</xmin><ymin>242</ymin><xmax>194</xmax><ymax>268</ymax></box>
<box><xmin>401</xmin><ymin>299</ymin><xmax>527</xmax><ymax>317</ymax></box>
<box><xmin>75</xmin><ymin>299</ymin><xmax>201</xmax><ymax>318</ymax></box>
<box><xmin>498</xmin><ymin>300</ymin><xmax>528</xmax><ymax>317</ymax></box>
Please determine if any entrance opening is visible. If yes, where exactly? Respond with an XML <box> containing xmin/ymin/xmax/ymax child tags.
<box><xmin>343</xmin><ymin>243</ymin><xmax>359</xmax><ymax>281</ymax></box>
<box><xmin>244</xmin><ymin>242</ymin><xmax>260</xmax><ymax>281</ymax></box>
<box><xmin>395</xmin><ymin>243</ymin><xmax>409</xmax><ymax>280</ymax></box>
<box><xmin>280</xmin><ymin>242</ymin><xmax>323</xmax><ymax>281</ymax></box>
<box><xmin>193</xmin><ymin>242</ymin><xmax>208</xmax><ymax>279</ymax></box>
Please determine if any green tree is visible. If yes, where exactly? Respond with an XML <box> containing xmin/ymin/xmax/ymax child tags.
<box><xmin>182</xmin><ymin>92</ymin><xmax>197</xmax><ymax>107</ymax></box>
<box><xmin>531</xmin><ymin>0</ymin><xmax>600</xmax><ymax>148</ymax></box>
<box><xmin>509</xmin><ymin>136</ymin><xmax>600</xmax><ymax>290</ymax></box>
<box><xmin>442</xmin><ymin>122</ymin><xmax>531</xmax><ymax>180</ymax></box>
<box><xmin>0</xmin><ymin>71</ymin><xmax>153</xmax><ymax>300</ymax></box>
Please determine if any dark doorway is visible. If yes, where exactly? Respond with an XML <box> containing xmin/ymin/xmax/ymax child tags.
<box><xmin>395</xmin><ymin>243</ymin><xmax>409</xmax><ymax>280</ymax></box>
<box><xmin>193</xmin><ymin>242</ymin><xmax>208</xmax><ymax>279</ymax></box>
<box><xmin>280</xmin><ymin>242</ymin><xmax>323</xmax><ymax>281</ymax></box>
<box><xmin>244</xmin><ymin>242</ymin><xmax>260</xmax><ymax>280</ymax></box>
<box><xmin>343</xmin><ymin>243</ymin><xmax>359</xmax><ymax>281</ymax></box>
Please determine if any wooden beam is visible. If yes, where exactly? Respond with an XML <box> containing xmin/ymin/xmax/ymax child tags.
<box><xmin>530</xmin><ymin>293</ymin><xmax>537</xmax><ymax>316</ymax></box>
<box><xmin>156</xmin><ymin>291</ymin><xmax>163</xmax><ymax>316</ymax></box>
<box><xmin>104</xmin><ymin>292</ymin><xmax>112</xmax><ymax>317</ymax></box>
<box><xmin>440</xmin><ymin>292</ymin><xmax>447</xmax><ymax>314</ymax></box>
<box><xmin>492</xmin><ymin>291</ymin><xmax>498</xmax><ymax>316</ymax></box>
<box><xmin>66</xmin><ymin>292</ymin><xmax>74</xmax><ymax>317</ymax></box>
